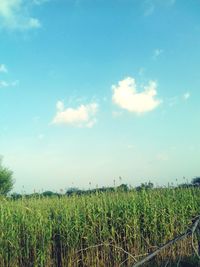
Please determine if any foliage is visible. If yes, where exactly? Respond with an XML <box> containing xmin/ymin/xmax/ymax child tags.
<box><xmin>41</xmin><ymin>191</ymin><xmax>59</xmax><ymax>197</ymax></box>
<box><xmin>135</xmin><ymin>181</ymin><xmax>154</xmax><ymax>191</ymax></box>
<box><xmin>191</xmin><ymin>177</ymin><xmax>200</xmax><ymax>186</ymax></box>
<box><xmin>10</xmin><ymin>192</ymin><xmax>22</xmax><ymax>200</ymax></box>
<box><xmin>65</xmin><ymin>184</ymin><xmax>129</xmax><ymax>196</ymax></box>
<box><xmin>66</xmin><ymin>187</ymin><xmax>81</xmax><ymax>195</ymax></box>
<box><xmin>0</xmin><ymin>162</ymin><xmax>14</xmax><ymax>195</ymax></box>
<box><xmin>116</xmin><ymin>183</ymin><xmax>129</xmax><ymax>192</ymax></box>
<box><xmin>178</xmin><ymin>183</ymin><xmax>192</xmax><ymax>188</ymax></box>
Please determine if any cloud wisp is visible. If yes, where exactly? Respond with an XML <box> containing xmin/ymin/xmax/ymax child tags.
<box><xmin>112</xmin><ymin>77</ymin><xmax>161</xmax><ymax>114</ymax></box>
<box><xmin>153</xmin><ymin>48</ymin><xmax>164</xmax><ymax>59</ymax></box>
<box><xmin>52</xmin><ymin>101</ymin><xmax>98</xmax><ymax>128</ymax></box>
<box><xmin>0</xmin><ymin>64</ymin><xmax>8</xmax><ymax>73</ymax></box>
<box><xmin>183</xmin><ymin>92</ymin><xmax>190</xmax><ymax>100</ymax></box>
<box><xmin>0</xmin><ymin>0</ymin><xmax>42</xmax><ymax>30</ymax></box>
<box><xmin>0</xmin><ymin>64</ymin><xmax>19</xmax><ymax>88</ymax></box>
<box><xmin>0</xmin><ymin>80</ymin><xmax>19</xmax><ymax>88</ymax></box>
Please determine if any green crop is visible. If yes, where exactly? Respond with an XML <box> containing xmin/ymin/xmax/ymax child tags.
<box><xmin>0</xmin><ymin>187</ymin><xmax>200</xmax><ymax>266</ymax></box>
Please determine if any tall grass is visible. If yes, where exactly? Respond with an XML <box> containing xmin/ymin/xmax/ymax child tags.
<box><xmin>0</xmin><ymin>187</ymin><xmax>200</xmax><ymax>266</ymax></box>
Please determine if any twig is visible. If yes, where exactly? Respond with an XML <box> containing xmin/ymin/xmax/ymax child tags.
<box><xmin>110</xmin><ymin>243</ymin><xmax>138</xmax><ymax>262</ymax></box>
<box><xmin>164</xmin><ymin>258</ymin><xmax>170</xmax><ymax>267</ymax></box>
<box><xmin>191</xmin><ymin>232</ymin><xmax>200</xmax><ymax>260</ymax></box>
<box><xmin>76</xmin><ymin>243</ymin><xmax>105</xmax><ymax>253</ymax></box>
<box><xmin>75</xmin><ymin>242</ymin><xmax>138</xmax><ymax>262</ymax></box>
<box><xmin>132</xmin><ymin>215</ymin><xmax>200</xmax><ymax>267</ymax></box>
<box><xmin>119</xmin><ymin>257</ymin><xmax>129</xmax><ymax>266</ymax></box>
<box><xmin>176</xmin><ymin>254</ymin><xmax>182</xmax><ymax>267</ymax></box>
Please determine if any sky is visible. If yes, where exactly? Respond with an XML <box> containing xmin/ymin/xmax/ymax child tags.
<box><xmin>0</xmin><ymin>0</ymin><xmax>200</xmax><ymax>193</ymax></box>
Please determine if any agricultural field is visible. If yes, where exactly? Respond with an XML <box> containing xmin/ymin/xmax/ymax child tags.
<box><xmin>0</xmin><ymin>187</ymin><xmax>200</xmax><ymax>267</ymax></box>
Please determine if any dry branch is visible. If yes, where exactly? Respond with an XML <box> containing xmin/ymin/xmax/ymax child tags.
<box><xmin>132</xmin><ymin>215</ymin><xmax>200</xmax><ymax>267</ymax></box>
<box><xmin>74</xmin><ymin>215</ymin><xmax>200</xmax><ymax>267</ymax></box>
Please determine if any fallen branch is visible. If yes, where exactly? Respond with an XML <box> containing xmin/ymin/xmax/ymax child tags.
<box><xmin>75</xmin><ymin>242</ymin><xmax>138</xmax><ymax>262</ymax></box>
<box><xmin>73</xmin><ymin>215</ymin><xmax>200</xmax><ymax>266</ymax></box>
<box><xmin>132</xmin><ymin>215</ymin><xmax>200</xmax><ymax>267</ymax></box>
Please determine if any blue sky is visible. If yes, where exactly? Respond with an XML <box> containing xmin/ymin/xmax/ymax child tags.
<box><xmin>0</xmin><ymin>0</ymin><xmax>200</xmax><ymax>193</ymax></box>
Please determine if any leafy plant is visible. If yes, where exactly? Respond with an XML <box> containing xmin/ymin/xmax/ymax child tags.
<box><xmin>0</xmin><ymin>161</ymin><xmax>14</xmax><ymax>195</ymax></box>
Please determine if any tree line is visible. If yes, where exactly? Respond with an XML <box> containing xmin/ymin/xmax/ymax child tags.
<box><xmin>0</xmin><ymin>159</ymin><xmax>200</xmax><ymax>198</ymax></box>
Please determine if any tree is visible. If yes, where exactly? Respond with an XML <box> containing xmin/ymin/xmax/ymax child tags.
<box><xmin>117</xmin><ymin>184</ymin><xmax>129</xmax><ymax>192</ymax></box>
<box><xmin>42</xmin><ymin>191</ymin><xmax>59</xmax><ymax>197</ymax></box>
<box><xmin>66</xmin><ymin>187</ymin><xmax>80</xmax><ymax>196</ymax></box>
<box><xmin>0</xmin><ymin>161</ymin><xmax>14</xmax><ymax>195</ymax></box>
<box><xmin>191</xmin><ymin>177</ymin><xmax>200</xmax><ymax>186</ymax></box>
<box><xmin>135</xmin><ymin>181</ymin><xmax>154</xmax><ymax>192</ymax></box>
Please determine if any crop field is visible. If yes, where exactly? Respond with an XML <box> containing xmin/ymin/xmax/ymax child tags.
<box><xmin>0</xmin><ymin>187</ymin><xmax>200</xmax><ymax>267</ymax></box>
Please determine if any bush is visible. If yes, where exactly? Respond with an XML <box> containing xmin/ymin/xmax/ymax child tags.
<box><xmin>0</xmin><ymin>162</ymin><xmax>14</xmax><ymax>195</ymax></box>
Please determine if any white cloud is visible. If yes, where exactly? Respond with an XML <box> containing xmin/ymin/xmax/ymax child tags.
<box><xmin>0</xmin><ymin>80</ymin><xmax>9</xmax><ymax>88</ymax></box>
<box><xmin>56</xmin><ymin>100</ymin><xmax>65</xmax><ymax>111</ymax></box>
<box><xmin>0</xmin><ymin>64</ymin><xmax>8</xmax><ymax>73</ymax></box>
<box><xmin>0</xmin><ymin>0</ymin><xmax>42</xmax><ymax>30</ymax></box>
<box><xmin>27</xmin><ymin>17</ymin><xmax>41</xmax><ymax>28</ymax></box>
<box><xmin>183</xmin><ymin>92</ymin><xmax>190</xmax><ymax>100</ymax></box>
<box><xmin>112</xmin><ymin>77</ymin><xmax>161</xmax><ymax>114</ymax></box>
<box><xmin>0</xmin><ymin>80</ymin><xmax>19</xmax><ymax>88</ymax></box>
<box><xmin>52</xmin><ymin>101</ymin><xmax>98</xmax><ymax>128</ymax></box>
<box><xmin>167</xmin><ymin>92</ymin><xmax>191</xmax><ymax>107</ymax></box>
<box><xmin>0</xmin><ymin>64</ymin><xmax>18</xmax><ymax>88</ymax></box>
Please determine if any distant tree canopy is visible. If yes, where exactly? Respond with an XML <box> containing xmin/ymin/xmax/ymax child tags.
<box><xmin>135</xmin><ymin>181</ymin><xmax>154</xmax><ymax>191</ymax></box>
<box><xmin>66</xmin><ymin>187</ymin><xmax>80</xmax><ymax>195</ymax></box>
<box><xmin>0</xmin><ymin>161</ymin><xmax>14</xmax><ymax>195</ymax></box>
<box><xmin>41</xmin><ymin>191</ymin><xmax>60</xmax><ymax>197</ymax></box>
<box><xmin>178</xmin><ymin>183</ymin><xmax>191</xmax><ymax>188</ymax></box>
<box><xmin>191</xmin><ymin>177</ymin><xmax>200</xmax><ymax>186</ymax></box>
<box><xmin>65</xmin><ymin>184</ymin><xmax>129</xmax><ymax>196</ymax></box>
<box><xmin>117</xmin><ymin>183</ymin><xmax>129</xmax><ymax>192</ymax></box>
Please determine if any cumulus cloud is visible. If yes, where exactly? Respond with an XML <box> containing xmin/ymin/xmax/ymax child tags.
<box><xmin>0</xmin><ymin>0</ymin><xmax>42</xmax><ymax>30</ymax></box>
<box><xmin>52</xmin><ymin>101</ymin><xmax>98</xmax><ymax>128</ymax></box>
<box><xmin>0</xmin><ymin>64</ymin><xmax>8</xmax><ymax>73</ymax></box>
<box><xmin>112</xmin><ymin>77</ymin><xmax>161</xmax><ymax>114</ymax></box>
<box><xmin>56</xmin><ymin>100</ymin><xmax>65</xmax><ymax>111</ymax></box>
